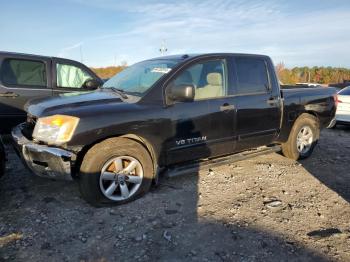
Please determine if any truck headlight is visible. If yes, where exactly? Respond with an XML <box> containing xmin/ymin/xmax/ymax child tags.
<box><xmin>33</xmin><ymin>115</ymin><xmax>79</xmax><ymax>145</ymax></box>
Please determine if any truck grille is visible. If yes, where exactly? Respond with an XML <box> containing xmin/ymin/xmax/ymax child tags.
<box><xmin>27</xmin><ymin>115</ymin><xmax>37</xmax><ymax>125</ymax></box>
<box><xmin>23</xmin><ymin>115</ymin><xmax>37</xmax><ymax>140</ymax></box>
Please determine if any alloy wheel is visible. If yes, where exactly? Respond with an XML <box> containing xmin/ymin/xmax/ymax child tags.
<box><xmin>296</xmin><ymin>126</ymin><xmax>314</xmax><ymax>154</ymax></box>
<box><xmin>99</xmin><ymin>156</ymin><xmax>143</xmax><ymax>201</ymax></box>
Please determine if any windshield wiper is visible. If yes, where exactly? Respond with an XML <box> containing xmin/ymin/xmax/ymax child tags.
<box><xmin>110</xmin><ymin>87</ymin><xmax>128</xmax><ymax>99</ymax></box>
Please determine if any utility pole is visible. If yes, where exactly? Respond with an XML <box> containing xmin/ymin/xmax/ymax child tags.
<box><xmin>159</xmin><ymin>40</ymin><xmax>168</xmax><ymax>56</ymax></box>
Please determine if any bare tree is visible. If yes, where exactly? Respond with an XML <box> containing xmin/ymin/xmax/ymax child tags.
<box><xmin>275</xmin><ymin>62</ymin><xmax>285</xmax><ymax>74</ymax></box>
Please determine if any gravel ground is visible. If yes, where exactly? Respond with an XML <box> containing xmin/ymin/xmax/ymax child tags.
<box><xmin>0</xmin><ymin>126</ymin><xmax>350</xmax><ymax>262</ymax></box>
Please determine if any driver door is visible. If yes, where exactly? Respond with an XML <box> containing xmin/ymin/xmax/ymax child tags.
<box><xmin>52</xmin><ymin>58</ymin><xmax>101</xmax><ymax>95</ymax></box>
<box><xmin>165</xmin><ymin>57</ymin><xmax>236</xmax><ymax>165</ymax></box>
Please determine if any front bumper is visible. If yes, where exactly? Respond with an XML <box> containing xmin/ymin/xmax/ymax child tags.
<box><xmin>12</xmin><ymin>124</ymin><xmax>75</xmax><ymax>181</ymax></box>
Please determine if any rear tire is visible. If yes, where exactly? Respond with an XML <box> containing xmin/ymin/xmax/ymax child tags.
<box><xmin>281</xmin><ymin>114</ymin><xmax>319</xmax><ymax>160</ymax></box>
<box><xmin>78</xmin><ymin>137</ymin><xmax>154</xmax><ymax>207</ymax></box>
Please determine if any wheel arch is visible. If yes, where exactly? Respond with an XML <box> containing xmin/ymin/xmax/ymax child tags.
<box><xmin>281</xmin><ymin>111</ymin><xmax>320</xmax><ymax>160</ymax></box>
<box><xmin>73</xmin><ymin>134</ymin><xmax>159</xmax><ymax>179</ymax></box>
<box><xmin>277</xmin><ymin>110</ymin><xmax>320</xmax><ymax>143</ymax></box>
<box><xmin>298</xmin><ymin>111</ymin><xmax>320</xmax><ymax>132</ymax></box>
<box><xmin>120</xmin><ymin>134</ymin><xmax>158</xmax><ymax>168</ymax></box>
<box><xmin>305</xmin><ymin>110</ymin><xmax>320</xmax><ymax>123</ymax></box>
<box><xmin>289</xmin><ymin>112</ymin><xmax>321</xmax><ymax>142</ymax></box>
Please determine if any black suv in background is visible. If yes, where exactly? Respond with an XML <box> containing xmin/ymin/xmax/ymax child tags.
<box><xmin>0</xmin><ymin>52</ymin><xmax>102</xmax><ymax>132</ymax></box>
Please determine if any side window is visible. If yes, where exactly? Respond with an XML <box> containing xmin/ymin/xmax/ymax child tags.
<box><xmin>56</xmin><ymin>63</ymin><xmax>93</xmax><ymax>88</ymax></box>
<box><xmin>0</xmin><ymin>59</ymin><xmax>46</xmax><ymax>87</ymax></box>
<box><xmin>173</xmin><ymin>59</ymin><xmax>227</xmax><ymax>100</ymax></box>
<box><xmin>235</xmin><ymin>57</ymin><xmax>269</xmax><ymax>94</ymax></box>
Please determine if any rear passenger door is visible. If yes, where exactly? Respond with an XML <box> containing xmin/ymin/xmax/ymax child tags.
<box><xmin>0</xmin><ymin>56</ymin><xmax>52</xmax><ymax>131</ymax></box>
<box><xmin>232</xmin><ymin>56</ymin><xmax>281</xmax><ymax>151</ymax></box>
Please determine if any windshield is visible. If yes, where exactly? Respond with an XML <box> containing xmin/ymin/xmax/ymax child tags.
<box><xmin>103</xmin><ymin>59</ymin><xmax>179</xmax><ymax>96</ymax></box>
<box><xmin>339</xmin><ymin>86</ymin><xmax>350</xmax><ymax>95</ymax></box>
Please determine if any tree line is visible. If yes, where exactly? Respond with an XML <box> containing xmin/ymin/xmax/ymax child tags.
<box><xmin>91</xmin><ymin>65</ymin><xmax>127</xmax><ymax>79</ymax></box>
<box><xmin>276</xmin><ymin>62</ymin><xmax>350</xmax><ymax>85</ymax></box>
<box><xmin>91</xmin><ymin>63</ymin><xmax>350</xmax><ymax>85</ymax></box>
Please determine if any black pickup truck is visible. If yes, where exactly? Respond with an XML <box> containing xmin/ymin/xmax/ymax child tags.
<box><xmin>0</xmin><ymin>51</ymin><xmax>102</xmax><ymax>132</ymax></box>
<box><xmin>12</xmin><ymin>53</ymin><xmax>336</xmax><ymax>206</ymax></box>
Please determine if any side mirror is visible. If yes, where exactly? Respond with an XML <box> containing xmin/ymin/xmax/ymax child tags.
<box><xmin>168</xmin><ymin>84</ymin><xmax>195</xmax><ymax>102</ymax></box>
<box><xmin>83</xmin><ymin>79</ymin><xmax>102</xmax><ymax>90</ymax></box>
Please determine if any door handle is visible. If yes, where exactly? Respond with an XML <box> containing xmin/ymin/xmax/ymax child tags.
<box><xmin>267</xmin><ymin>97</ymin><xmax>279</xmax><ymax>105</ymax></box>
<box><xmin>0</xmin><ymin>92</ymin><xmax>19</xmax><ymax>98</ymax></box>
<box><xmin>220</xmin><ymin>104</ymin><xmax>235</xmax><ymax>112</ymax></box>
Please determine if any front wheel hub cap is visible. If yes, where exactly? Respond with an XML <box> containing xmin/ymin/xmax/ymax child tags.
<box><xmin>99</xmin><ymin>156</ymin><xmax>144</xmax><ymax>201</ymax></box>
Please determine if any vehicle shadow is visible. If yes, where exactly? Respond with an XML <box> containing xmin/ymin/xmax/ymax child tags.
<box><xmin>299</xmin><ymin>125</ymin><xmax>350</xmax><ymax>204</ymax></box>
<box><xmin>0</xmin><ymin>124</ymin><xmax>333</xmax><ymax>261</ymax></box>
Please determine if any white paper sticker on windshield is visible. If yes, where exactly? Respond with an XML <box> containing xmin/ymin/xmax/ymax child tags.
<box><xmin>151</xmin><ymin>67</ymin><xmax>171</xmax><ymax>74</ymax></box>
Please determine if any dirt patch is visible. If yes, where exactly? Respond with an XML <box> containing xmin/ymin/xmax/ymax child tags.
<box><xmin>1</xmin><ymin>126</ymin><xmax>350</xmax><ymax>261</ymax></box>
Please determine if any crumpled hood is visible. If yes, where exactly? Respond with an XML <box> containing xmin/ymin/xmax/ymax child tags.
<box><xmin>25</xmin><ymin>90</ymin><xmax>124</xmax><ymax>117</ymax></box>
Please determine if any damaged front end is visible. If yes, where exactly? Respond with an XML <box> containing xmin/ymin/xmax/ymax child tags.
<box><xmin>12</xmin><ymin>123</ymin><xmax>76</xmax><ymax>181</ymax></box>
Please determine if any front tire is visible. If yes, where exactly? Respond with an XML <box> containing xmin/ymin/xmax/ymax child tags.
<box><xmin>78</xmin><ymin>138</ymin><xmax>154</xmax><ymax>207</ymax></box>
<box><xmin>281</xmin><ymin>114</ymin><xmax>319</xmax><ymax>160</ymax></box>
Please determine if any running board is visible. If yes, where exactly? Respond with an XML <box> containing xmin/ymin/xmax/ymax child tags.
<box><xmin>165</xmin><ymin>145</ymin><xmax>281</xmax><ymax>178</ymax></box>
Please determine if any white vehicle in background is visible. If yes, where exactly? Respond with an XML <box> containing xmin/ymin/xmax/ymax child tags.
<box><xmin>296</xmin><ymin>82</ymin><xmax>321</xmax><ymax>87</ymax></box>
<box><xmin>334</xmin><ymin>86</ymin><xmax>350</xmax><ymax>126</ymax></box>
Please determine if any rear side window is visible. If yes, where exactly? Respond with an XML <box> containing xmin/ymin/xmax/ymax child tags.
<box><xmin>0</xmin><ymin>59</ymin><xmax>46</xmax><ymax>87</ymax></box>
<box><xmin>339</xmin><ymin>87</ymin><xmax>350</xmax><ymax>95</ymax></box>
<box><xmin>235</xmin><ymin>57</ymin><xmax>269</xmax><ymax>94</ymax></box>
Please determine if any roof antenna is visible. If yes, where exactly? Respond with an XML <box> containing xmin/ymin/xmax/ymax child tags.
<box><xmin>159</xmin><ymin>40</ymin><xmax>168</xmax><ymax>56</ymax></box>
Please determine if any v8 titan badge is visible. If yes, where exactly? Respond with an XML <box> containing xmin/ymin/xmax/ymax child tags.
<box><xmin>176</xmin><ymin>136</ymin><xmax>207</xmax><ymax>146</ymax></box>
